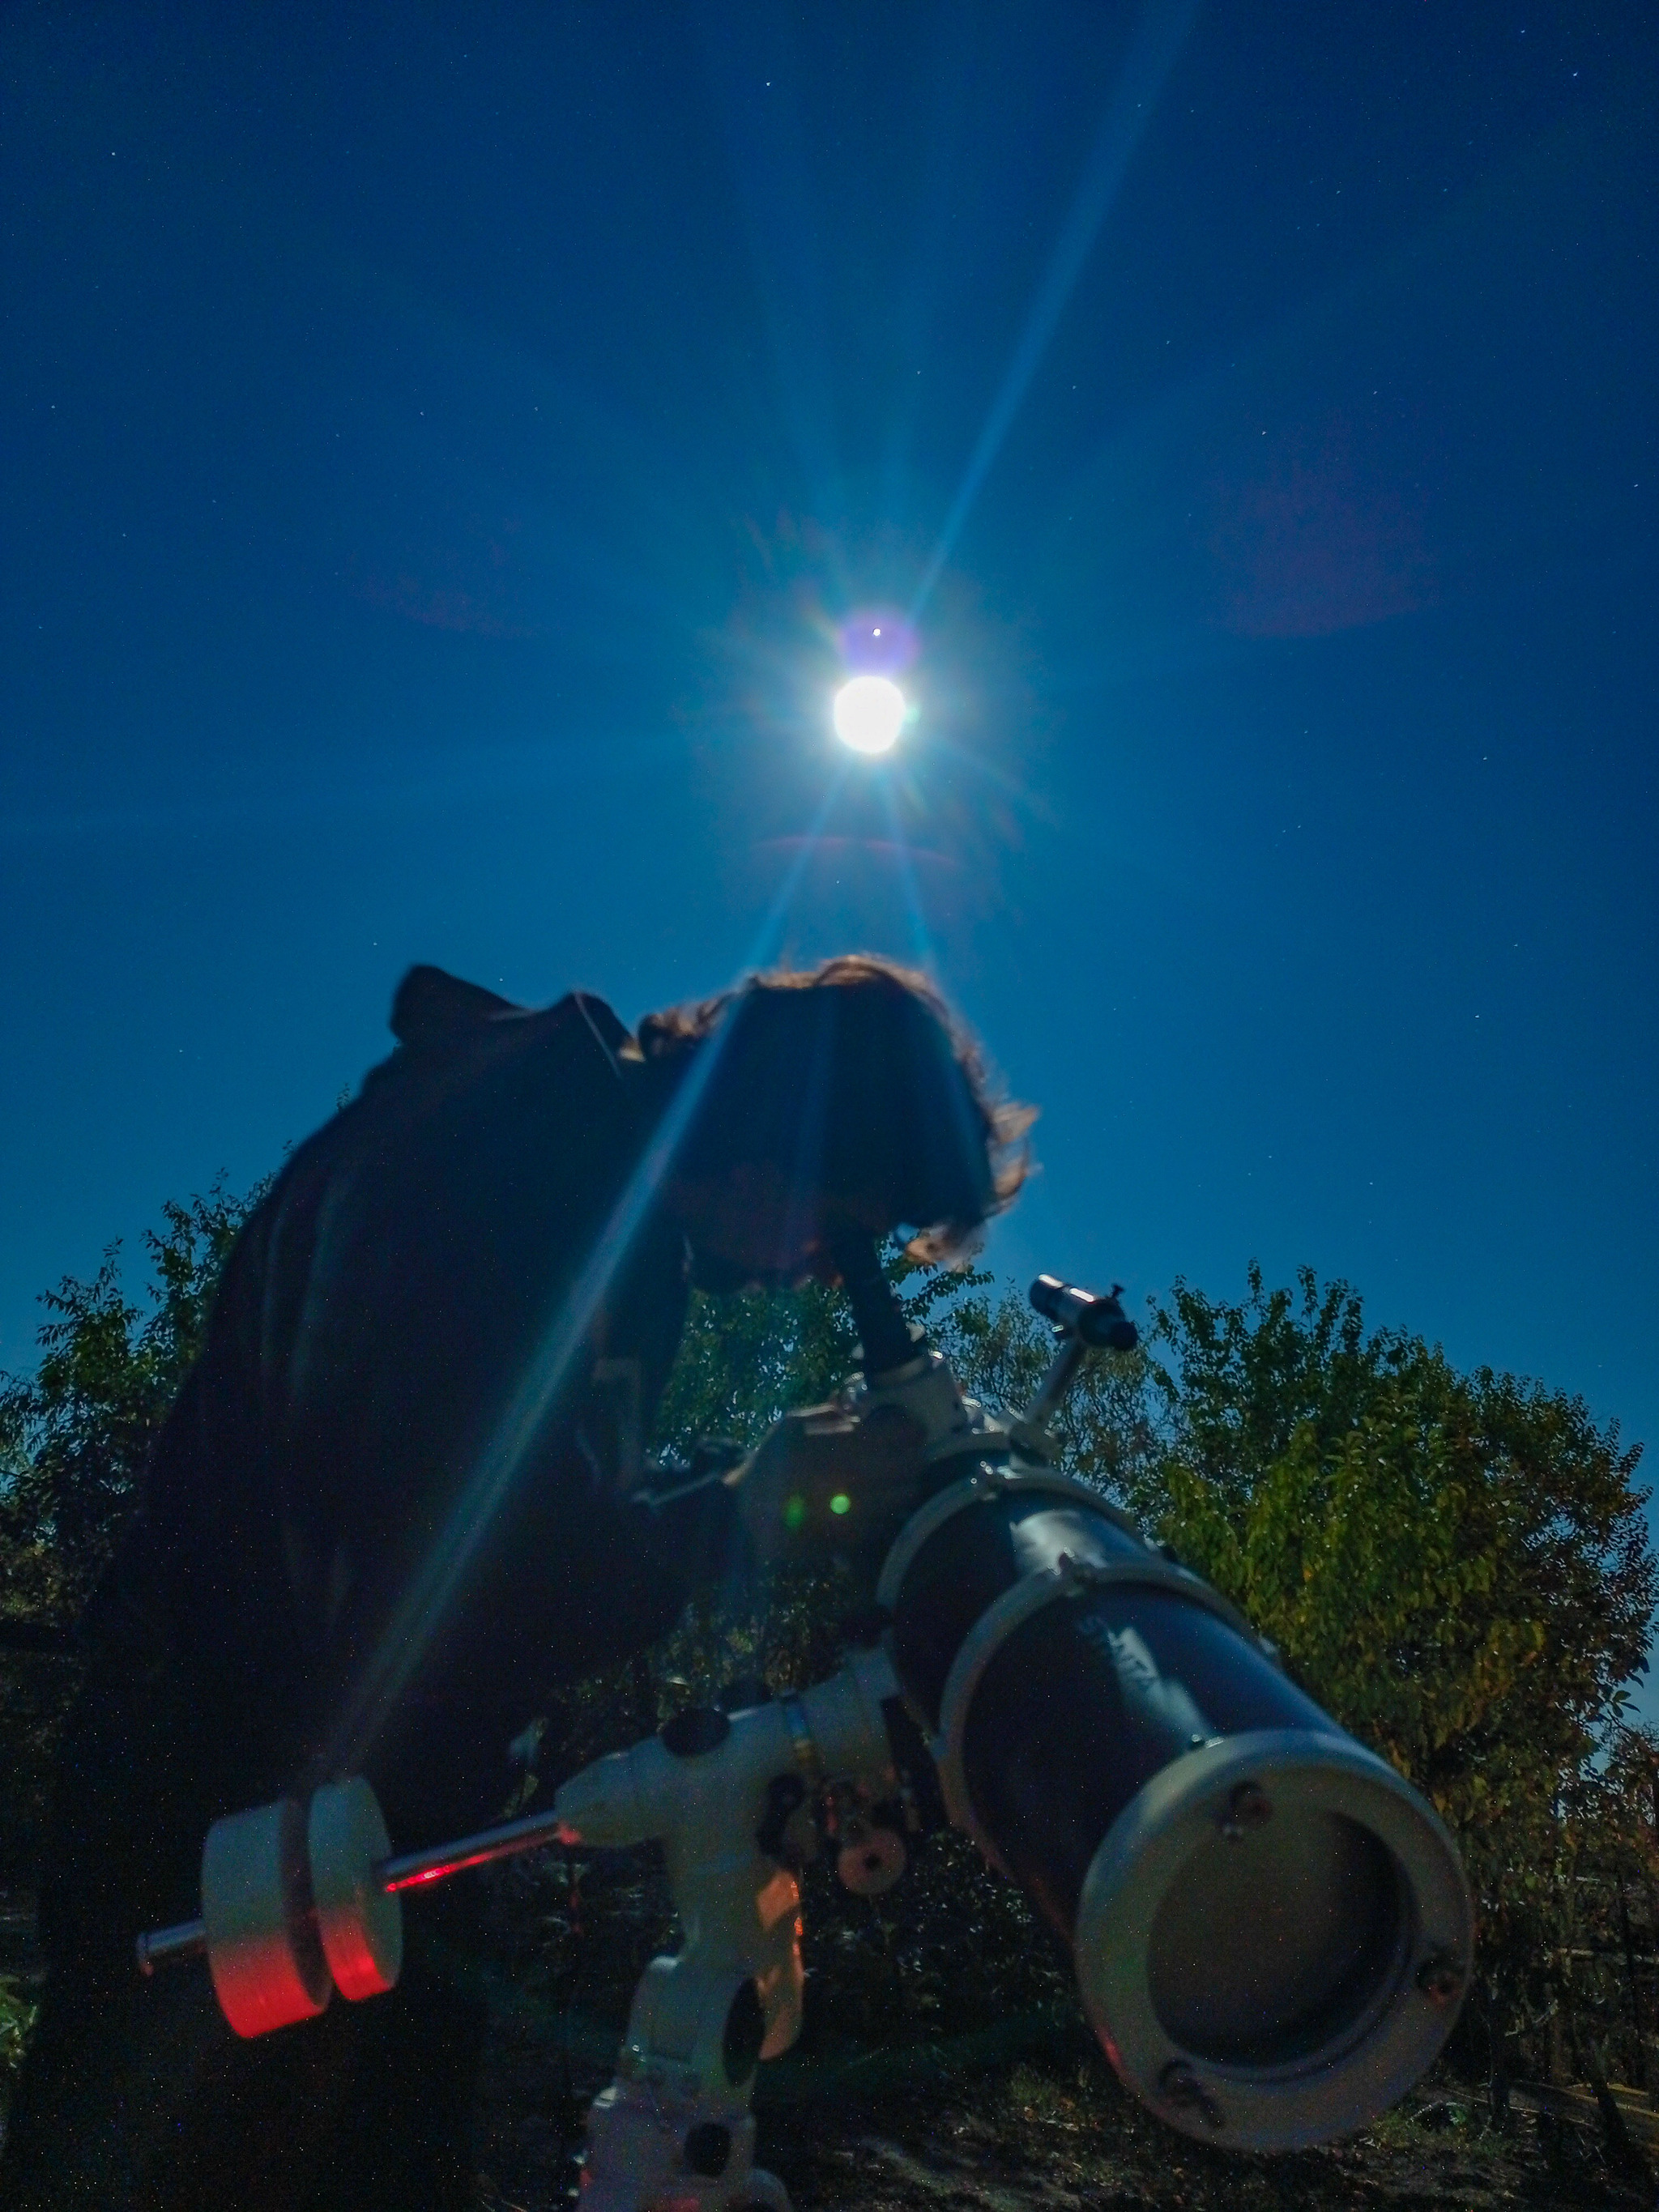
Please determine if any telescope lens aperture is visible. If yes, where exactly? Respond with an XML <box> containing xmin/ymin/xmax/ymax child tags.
<box><xmin>1074</xmin><ymin>1731</ymin><xmax>1470</xmax><ymax>2150</ymax></box>
<box><xmin>1147</xmin><ymin>1807</ymin><xmax>1404</xmax><ymax>2069</ymax></box>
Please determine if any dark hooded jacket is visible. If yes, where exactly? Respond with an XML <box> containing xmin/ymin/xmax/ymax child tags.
<box><xmin>53</xmin><ymin>967</ymin><xmax>746</xmax><ymax>1963</ymax></box>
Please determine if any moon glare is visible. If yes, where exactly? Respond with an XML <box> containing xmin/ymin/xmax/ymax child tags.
<box><xmin>833</xmin><ymin>675</ymin><xmax>906</xmax><ymax>755</ymax></box>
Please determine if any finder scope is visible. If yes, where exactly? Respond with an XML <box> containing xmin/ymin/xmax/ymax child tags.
<box><xmin>1029</xmin><ymin>1272</ymin><xmax>1139</xmax><ymax>1351</ymax></box>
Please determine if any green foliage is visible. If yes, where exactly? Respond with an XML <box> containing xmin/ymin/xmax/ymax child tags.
<box><xmin>0</xmin><ymin>1974</ymin><xmax>37</xmax><ymax>2083</ymax></box>
<box><xmin>0</xmin><ymin>1182</ymin><xmax>265</xmax><ymax>1883</ymax></box>
<box><xmin>925</xmin><ymin>1276</ymin><xmax>1161</xmax><ymax>1503</ymax></box>
<box><xmin>1141</xmin><ymin>1264</ymin><xmax>1657</xmax><ymax>2071</ymax></box>
<box><xmin>1144</xmin><ymin>1265</ymin><xmax>1652</xmax><ymax>1815</ymax></box>
<box><xmin>2</xmin><ymin>1176</ymin><xmax>1656</xmax><ymax>2084</ymax></box>
<box><xmin>795</xmin><ymin>1822</ymin><xmax>1070</xmax><ymax>2053</ymax></box>
<box><xmin>652</xmin><ymin>1251</ymin><xmax>993</xmax><ymax>1459</ymax></box>
<box><xmin>0</xmin><ymin>1182</ymin><xmax>262</xmax><ymax>1628</ymax></box>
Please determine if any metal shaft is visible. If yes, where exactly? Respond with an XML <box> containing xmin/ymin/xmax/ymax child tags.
<box><xmin>136</xmin><ymin>1801</ymin><xmax>574</xmax><ymax>1976</ymax></box>
<box><xmin>1019</xmin><ymin>1335</ymin><xmax>1085</xmax><ymax>1434</ymax></box>
<box><xmin>377</xmin><ymin>1802</ymin><xmax>569</xmax><ymax>1891</ymax></box>
<box><xmin>136</xmin><ymin>1918</ymin><xmax>210</xmax><ymax>1974</ymax></box>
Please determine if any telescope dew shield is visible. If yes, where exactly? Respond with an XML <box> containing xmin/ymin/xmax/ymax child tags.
<box><xmin>876</xmin><ymin>1468</ymin><xmax>1473</xmax><ymax>2151</ymax></box>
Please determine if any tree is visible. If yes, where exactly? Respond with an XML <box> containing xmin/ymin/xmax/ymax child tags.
<box><xmin>0</xmin><ymin>1183</ymin><xmax>267</xmax><ymax>1896</ymax></box>
<box><xmin>926</xmin><ymin>1273</ymin><xmax>1161</xmax><ymax>1502</ymax></box>
<box><xmin>1135</xmin><ymin>1264</ymin><xmax>1657</xmax><ymax>2073</ymax></box>
<box><xmin>651</xmin><ymin>1251</ymin><xmax>994</xmax><ymax>1460</ymax></box>
<box><xmin>5</xmin><ymin>1193</ymin><xmax>1656</xmax><ymax>2083</ymax></box>
<box><xmin>0</xmin><ymin>1182</ymin><xmax>262</xmax><ymax>1631</ymax></box>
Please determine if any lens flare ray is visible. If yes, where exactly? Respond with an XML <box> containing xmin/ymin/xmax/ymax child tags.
<box><xmin>323</xmin><ymin>786</ymin><xmax>842</xmax><ymax>1769</ymax></box>
<box><xmin>911</xmin><ymin>0</ymin><xmax>1199</xmax><ymax>618</ymax></box>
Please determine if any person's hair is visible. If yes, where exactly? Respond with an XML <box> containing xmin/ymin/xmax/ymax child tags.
<box><xmin>636</xmin><ymin>955</ymin><xmax>1033</xmax><ymax>1262</ymax></box>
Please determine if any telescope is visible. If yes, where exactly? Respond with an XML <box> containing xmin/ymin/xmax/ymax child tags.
<box><xmin>136</xmin><ymin>1251</ymin><xmax>1472</xmax><ymax>2206</ymax></box>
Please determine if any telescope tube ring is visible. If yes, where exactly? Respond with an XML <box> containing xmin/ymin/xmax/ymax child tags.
<box><xmin>926</xmin><ymin>1553</ymin><xmax>1256</xmax><ymax>1869</ymax></box>
<box><xmin>875</xmin><ymin>1464</ymin><xmax>1153</xmax><ymax>1617</ymax></box>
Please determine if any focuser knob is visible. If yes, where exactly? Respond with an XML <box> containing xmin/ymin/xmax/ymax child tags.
<box><xmin>835</xmin><ymin>1816</ymin><xmax>906</xmax><ymax>1896</ymax></box>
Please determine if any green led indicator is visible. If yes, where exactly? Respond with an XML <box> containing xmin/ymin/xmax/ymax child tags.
<box><xmin>829</xmin><ymin>1493</ymin><xmax>852</xmax><ymax>1516</ymax></box>
<box><xmin>783</xmin><ymin>1494</ymin><xmax>807</xmax><ymax>1532</ymax></box>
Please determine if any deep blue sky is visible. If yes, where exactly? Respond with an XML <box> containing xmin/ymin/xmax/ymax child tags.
<box><xmin>4</xmin><ymin>3</ymin><xmax>1656</xmax><ymax>1681</ymax></box>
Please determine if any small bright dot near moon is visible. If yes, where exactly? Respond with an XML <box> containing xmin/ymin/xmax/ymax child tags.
<box><xmin>833</xmin><ymin>674</ymin><xmax>906</xmax><ymax>755</ymax></box>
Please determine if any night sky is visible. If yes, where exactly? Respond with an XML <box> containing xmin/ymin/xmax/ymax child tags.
<box><xmin>4</xmin><ymin>6</ymin><xmax>1656</xmax><ymax>1684</ymax></box>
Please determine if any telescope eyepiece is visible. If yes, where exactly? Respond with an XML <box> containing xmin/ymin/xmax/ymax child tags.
<box><xmin>834</xmin><ymin>1228</ymin><xmax>922</xmax><ymax>1378</ymax></box>
<box><xmin>1030</xmin><ymin>1273</ymin><xmax>1138</xmax><ymax>1352</ymax></box>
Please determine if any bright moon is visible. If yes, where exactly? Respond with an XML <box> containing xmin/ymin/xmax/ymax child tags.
<box><xmin>833</xmin><ymin>674</ymin><xmax>906</xmax><ymax>755</ymax></box>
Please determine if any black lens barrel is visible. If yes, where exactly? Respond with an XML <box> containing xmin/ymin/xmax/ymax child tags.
<box><xmin>886</xmin><ymin>1486</ymin><xmax>1327</xmax><ymax>1929</ymax></box>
